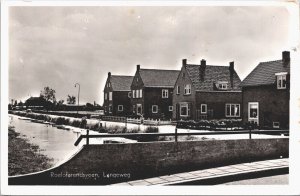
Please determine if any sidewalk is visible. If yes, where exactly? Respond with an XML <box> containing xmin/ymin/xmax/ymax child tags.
<box><xmin>112</xmin><ymin>158</ymin><xmax>289</xmax><ymax>186</ymax></box>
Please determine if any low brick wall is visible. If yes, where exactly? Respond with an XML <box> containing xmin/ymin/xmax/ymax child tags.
<box><xmin>9</xmin><ymin>138</ymin><xmax>288</xmax><ymax>185</ymax></box>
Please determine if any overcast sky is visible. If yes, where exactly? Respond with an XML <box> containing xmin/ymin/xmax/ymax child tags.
<box><xmin>9</xmin><ymin>6</ymin><xmax>291</xmax><ymax>105</ymax></box>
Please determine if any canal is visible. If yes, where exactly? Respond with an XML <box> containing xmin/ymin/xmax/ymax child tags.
<box><xmin>9</xmin><ymin>114</ymin><xmax>84</xmax><ymax>166</ymax></box>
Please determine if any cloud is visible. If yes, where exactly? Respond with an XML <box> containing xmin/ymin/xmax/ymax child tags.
<box><xmin>9</xmin><ymin>6</ymin><xmax>291</xmax><ymax>104</ymax></box>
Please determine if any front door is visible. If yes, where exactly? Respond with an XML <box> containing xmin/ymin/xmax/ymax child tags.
<box><xmin>137</xmin><ymin>104</ymin><xmax>142</xmax><ymax>115</ymax></box>
<box><xmin>248</xmin><ymin>102</ymin><xmax>259</xmax><ymax>125</ymax></box>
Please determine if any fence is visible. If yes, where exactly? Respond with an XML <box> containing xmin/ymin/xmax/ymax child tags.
<box><xmin>75</xmin><ymin>129</ymin><xmax>289</xmax><ymax>146</ymax></box>
<box><xmin>101</xmin><ymin>116</ymin><xmax>172</xmax><ymax>125</ymax></box>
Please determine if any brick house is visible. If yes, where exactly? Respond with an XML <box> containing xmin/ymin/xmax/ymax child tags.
<box><xmin>173</xmin><ymin>59</ymin><xmax>242</xmax><ymax>120</ymax></box>
<box><xmin>131</xmin><ymin>65</ymin><xmax>180</xmax><ymax>119</ymax></box>
<box><xmin>103</xmin><ymin>72</ymin><xmax>133</xmax><ymax>116</ymax></box>
<box><xmin>240</xmin><ymin>51</ymin><xmax>290</xmax><ymax>129</ymax></box>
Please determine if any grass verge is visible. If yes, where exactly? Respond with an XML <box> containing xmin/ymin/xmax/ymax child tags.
<box><xmin>8</xmin><ymin>126</ymin><xmax>53</xmax><ymax>176</ymax></box>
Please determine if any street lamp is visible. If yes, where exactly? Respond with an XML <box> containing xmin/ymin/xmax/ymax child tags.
<box><xmin>75</xmin><ymin>83</ymin><xmax>80</xmax><ymax>116</ymax></box>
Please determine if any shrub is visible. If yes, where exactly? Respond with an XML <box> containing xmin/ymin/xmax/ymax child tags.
<box><xmin>56</xmin><ymin>117</ymin><xmax>67</xmax><ymax>125</ymax></box>
<box><xmin>72</xmin><ymin>120</ymin><xmax>81</xmax><ymax>128</ymax></box>
<box><xmin>144</xmin><ymin>126</ymin><xmax>159</xmax><ymax>133</ymax></box>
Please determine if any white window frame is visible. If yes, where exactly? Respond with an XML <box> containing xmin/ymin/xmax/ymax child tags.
<box><xmin>225</xmin><ymin>104</ymin><xmax>240</xmax><ymax>117</ymax></box>
<box><xmin>200</xmin><ymin>104</ymin><xmax>207</xmax><ymax>114</ymax></box>
<box><xmin>104</xmin><ymin>93</ymin><xmax>107</xmax><ymax>100</ymax></box>
<box><xmin>152</xmin><ymin>105</ymin><xmax>158</xmax><ymax>113</ymax></box>
<box><xmin>108</xmin><ymin>92</ymin><xmax>112</xmax><ymax>101</ymax></box>
<box><xmin>180</xmin><ymin>103</ymin><xmax>190</xmax><ymax>117</ymax></box>
<box><xmin>176</xmin><ymin>85</ymin><xmax>180</xmax><ymax>95</ymax></box>
<box><xmin>108</xmin><ymin>104</ymin><xmax>112</xmax><ymax>114</ymax></box>
<box><xmin>139</xmin><ymin>89</ymin><xmax>143</xmax><ymax>98</ymax></box>
<box><xmin>184</xmin><ymin>84</ymin><xmax>191</xmax><ymax>95</ymax></box>
<box><xmin>132</xmin><ymin>90</ymin><xmax>136</xmax><ymax>98</ymax></box>
<box><xmin>248</xmin><ymin>102</ymin><xmax>259</xmax><ymax>124</ymax></box>
<box><xmin>218</xmin><ymin>82</ymin><xmax>228</xmax><ymax>90</ymax></box>
<box><xmin>118</xmin><ymin>105</ymin><xmax>123</xmax><ymax>112</ymax></box>
<box><xmin>162</xmin><ymin>89</ymin><xmax>168</xmax><ymax>98</ymax></box>
<box><xmin>273</xmin><ymin>122</ymin><xmax>280</xmax><ymax>129</ymax></box>
<box><xmin>128</xmin><ymin>92</ymin><xmax>131</xmax><ymax>98</ymax></box>
<box><xmin>169</xmin><ymin>106</ymin><xmax>173</xmax><ymax>111</ymax></box>
<box><xmin>276</xmin><ymin>73</ymin><xmax>287</xmax><ymax>89</ymax></box>
<box><xmin>136</xmin><ymin>90</ymin><xmax>139</xmax><ymax>98</ymax></box>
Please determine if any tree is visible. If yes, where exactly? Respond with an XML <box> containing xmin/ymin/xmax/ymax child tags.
<box><xmin>57</xmin><ymin>100</ymin><xmax>64</xmax><ymax>105</ymax></box>
<box><xmin>40</xmin><ymin>87</ymin><xmax>56</xmax><ymax>103</ymax></box>
<box><xmin>67</xmin><ymin>95</ymin><xmax>76</xmax><ymax>104</ymax></box>
<box><xmin>14</xmin><ymin>100</ymin><xmax>18</xmax><ymax>106</ymax></box>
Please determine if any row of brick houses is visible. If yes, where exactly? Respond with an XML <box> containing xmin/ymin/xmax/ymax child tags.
<box><xmin>103</xmin><ymin>51</ymin><xmax>290</xmax><ymax>129</ymax></box>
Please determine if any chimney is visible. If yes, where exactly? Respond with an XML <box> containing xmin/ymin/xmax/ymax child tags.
<box><xmin>108</xmin><ymin>72</ymin><xmax>111</xmax><ymax>77</ymax></box>
<box><xmin>137</xmin><ymin>64</ymin><xmax>140</xmax><ymax>71</ymax></box>
<box><xmin>182</xmin><ymin>59</ymin><xmax>187</xmax><ymax>67</ymax></box>
<box><xmin>199</xmin><ymin>59</ymin><xmax>206</xmax><ymax>81</ymax></box>
<box><xmin>229</xmin><ymin>62</ymin><xmax>234</xmax><ymax>88</ymax></box>
<box><xmin>282</xmin><ymin>51</ymin><xmax>290</xmax><ymax>67</ymax></box>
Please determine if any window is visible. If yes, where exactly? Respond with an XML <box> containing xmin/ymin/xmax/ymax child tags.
<box><xmin>139</xmin><ymin>89</ymin><xmax>143</xmax><ymax>98</ymax></box>
<box><xmin>152</xmin><ymin>105</ymin><xmax>158</xmax><ymax>113</ymax></box>
<box><xmin>249</xmin><ymin>103</ymin><xmax>258</xmax><ymax>119</ymax></box>
<box><xmin>136</xmin><ymin>90</ymin><xmax>139</xmax><ymax>98</ymax></box>
<box><xmin>217</xmin><ymin>82</ymin><xmax>228</xmax><ymax>90</ymax></box>
<box><xmin>176</xmin><ymin>86</ymin><xmax>180</xmax><ymax>95</ymax></box>
<box><xmin>109</xmin><ymin>92</ymin><xmax>112</xmax><ymax>101</ymax></box>
<box><xmin>169</xmin><ymin>106</ymin><xmax>173</xmax><ymax>111</ymax></box>
<box><xmin>128</xmin><ymin>92</ymin><xmax>132</xmax><ymax>98</ymax></box>
<box><xmin>273</xmin><ymin>122</ymin><xmax>280</xmax><ymax>129</ymax></box>
<box><xmin>108</xmin><ymin>104</ymin><xmax>112</xmax><ymax>113</ymax></box>
<box><xmin>201</xmin><ymin>104</ymin><xmax>207</xmax><ymax>114</ymax></box>
<box><xmin>225</xmin><ymin>104</ymin><xmax>240</xmax><ymax>117</ymax></box>
<box><xmin>118</xmin><ymin>105</ymin><xmax>123</xmax><ymax>112</ymax></box>
<box><xmin>132</xmin><ymin>90</ymin><xmax>136</xmax><ymax>98</ymax></box>
<box><xmin>276</xmin><ymin>73</ymin><xmax>287</xmax><ymax>89</ymax></box>
<box><xmin>180</xmin><ymin>103</ymin><xmax>190</xmax><ymax>117</ymax></box>
<box><xmin>184</xmin><ymin>84</ymin><xmax>191</xmax><ymax>95</ymax></box>
<box><xmin>162</xmin><ymin>89</ymin><xmax>168</xmax><ymax>98</ymax></box>
<box><xmin>104</xmin><ymin>93</ymin><xmax>107</xmax><ymax>100</ymax></box>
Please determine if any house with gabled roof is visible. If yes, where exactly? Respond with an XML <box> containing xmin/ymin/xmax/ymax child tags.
<box><xmin>240</xmin><ymin>51</ymin><xmax>290</xmax><ymax>129</ymax></box>
<box><xmin>103</xmin><ymin>72</ymin><xmax>133</xmax><ymax>116</ymax></box>
<box><xmin>173</xmin><ymin>59</ymin><xmax>242</xmax><ymax>120</ymax></box>
<box><xmin>130</xmin><ymin>65</ymin><xmax>180</xmax><ymax>119</ymax></box>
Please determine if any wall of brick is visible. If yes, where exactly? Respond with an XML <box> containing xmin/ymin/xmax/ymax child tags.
<box><xmin>242</xmin><ymin>85</ymin><xmax>289</xmax><ymax>128</ymax></box>
<box><xmin>172</xmin><ymin>66</ymin><xmax>196</xmax><ymax>120</ymax></box>
<box><xmin>9</xmin><ymin>138</ymin><xmax>288</xmax><ymax>185</ymax></box>
<box><xmin>112</xmin><ymin>91</ymin><xmax>131</xmax><ymax>116</ymax></box>
<box><xmin>196</xmin><ymin>91</ymin><xmax>242</xmax><ymax>119</ymax></box>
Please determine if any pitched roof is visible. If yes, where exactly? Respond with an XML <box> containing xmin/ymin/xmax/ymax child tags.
<box><xmin>240</xmin><ymin>60</ymin><xmax>290</xmax><ymax>87</ymax></box>
<box><xmin>139</xmin><ymin>69</ymin><xmax>180</xmax><ymax>87</ymax></box>
<box><xmin>185</xmin><ymin>64</ymin><xmax>242</xmax><ymax>91</ymax></box>
<box><xmin>110</xmin><ymin>75</ymin><xmax>134</xmax><ymax>91</ymax></box>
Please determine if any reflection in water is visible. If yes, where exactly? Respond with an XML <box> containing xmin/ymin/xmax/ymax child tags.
<box><xmin>9</xmin><ymin>114</ymin><xmax>82</xmax><ymax>166</ymax></box>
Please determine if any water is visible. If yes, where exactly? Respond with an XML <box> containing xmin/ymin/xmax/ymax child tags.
<box><xmin>9</xmin><ymin>114</ymin><xmax>83</xmax><ymax>166</ymax></box>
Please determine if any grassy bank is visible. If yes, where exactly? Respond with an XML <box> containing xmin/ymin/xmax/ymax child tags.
<box><xmin>8</xmin><ymin>126</ymin><xmax>53</xmax><ymax>176</ymax></box>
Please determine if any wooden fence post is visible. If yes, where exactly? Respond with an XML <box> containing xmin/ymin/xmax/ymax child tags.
<box><xmin>86</xmin><ymin>129</ymin><xmax>89</xmax><ymax>145</ymax></box>
<box><xmin>175</xmin><ymin>128</ymin><xmax>178</xmax><ymax>142</ymax></box>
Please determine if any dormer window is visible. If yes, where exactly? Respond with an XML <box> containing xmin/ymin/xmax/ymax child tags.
<box><xmin>276</xmin><ymin>72</ymin><xmax>287</xmax><ymax>89</ymax></box>
<box><xmin>217</xmin><ymin>82</ymin><xmax>228</xmax><ymax>90</ymax></box>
